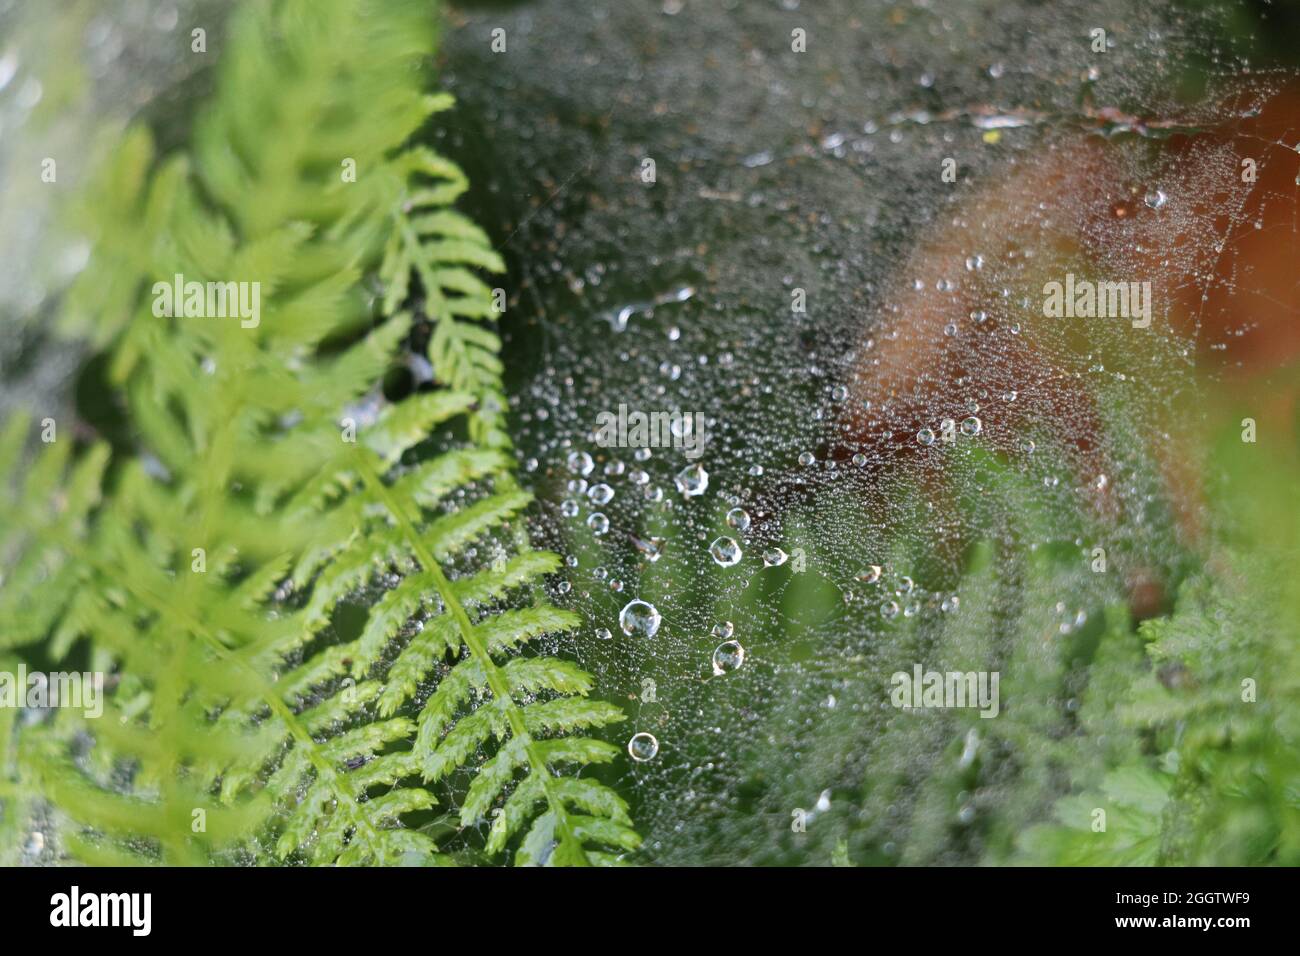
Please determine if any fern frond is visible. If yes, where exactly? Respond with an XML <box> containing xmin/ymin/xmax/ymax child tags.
<box><xmin>2</xmin><ymin>0</ymin><xmax>637</xmax><ymax>866</ymax></box>
<box><xmin>380</xmin><ymin>141</ymin><xmax>510</xmax><ymax>449</ymax></box>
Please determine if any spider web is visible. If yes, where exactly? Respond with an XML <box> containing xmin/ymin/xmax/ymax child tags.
<box><xmin>439</xmin><ymin>0</ymin><xmax>1300</xmax><ymax>863</ymax></box>
<box><xmin>5</xmin><ymin>0</ymin><xmax>1297</xmax><ymax>866</ymax></box>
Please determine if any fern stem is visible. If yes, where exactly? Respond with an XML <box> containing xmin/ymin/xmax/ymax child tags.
<box><xmin>351</xmin><ymin>449</ymin><xmax>587</xmax><ymax>863</ymax></box>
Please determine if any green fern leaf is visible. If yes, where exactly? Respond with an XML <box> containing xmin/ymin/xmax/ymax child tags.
<box><xmin>0</xmin><ymin>0</ymin><xmax>638</xmax><ymax>867</ymax></box>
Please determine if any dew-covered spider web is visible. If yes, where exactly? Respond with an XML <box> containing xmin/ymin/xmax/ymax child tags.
<box><xmin>4</xmin><ymin>0</ymin><xmax>1297</xmax><ymax>867</ymax></box>
<box><xmin>433</xmin><ymin>0</ymin><xmax>1300</xmax><ymax>864</ymax></box>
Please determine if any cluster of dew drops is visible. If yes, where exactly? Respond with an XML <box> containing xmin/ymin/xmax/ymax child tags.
<box><xmin>556</xmin><ymin>448</ymin><xmax>759</xmax><ymax>765</ymax></box>
<box><xmin>551</xmin><ymin>385</ymin><xmax>976</xmax><ymax>762</ymax></box>
<box><xmin>616</xmin><ymin>603</ymin><xmax>744</xmax><ymax>764</ymax></box>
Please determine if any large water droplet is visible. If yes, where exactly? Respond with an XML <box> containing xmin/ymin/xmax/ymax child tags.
<box><xmin>712</xmin><ymin>640</ymin><xmax>746</xmax><ymax>675</ymax></box>
<box><xmin>858</xmin><ymin>564</ymin><xmax>882</xmax><ymax>584</ymax></box>
<box><xmin>628</xmin><ymin>732</ymin><xmax>659</xmax><ymax>762</ymax></box>
<box><xmin>632</xmin><ymin>534</ymin><xmax>666</xmax><ymax>562</ymax></box>
<box><xmin>763</xmin><ymin>547</ymin><xmax>788</xmax><ymax>567</ymax></box>
<box><xmin>674</xmin><ymin>463</ymin><xmax>709</xmax><ymax>497</ymax></box>
<box><xmin>710</xmin><ymin>536</ymin><xmax>743</xmax><ymax>566</ymax></box>
<box><xmin>619</xmin><ymin>599</ymin><xmax>661</xmax><ymax>637</ymax></box>
<box><xmin>726</xmin><ymin>507</ymin><xmax>751</xmax><ymax>532</ymax></box>
<box><xmin>567</xmin><ymin>451</ymin><xmax>594</xmax><ymax>476</ymax></box>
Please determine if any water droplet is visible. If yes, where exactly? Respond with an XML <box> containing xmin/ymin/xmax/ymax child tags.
<box><xmin>596</xmin><ymin>627</ymin><xmax>612</xmax><ymax>640</ymax></box>
<box><xmin>917</xmin><ymin>427</ymin><xmax>936</xmax><ymax>446</ymax></box>
<box><xmin>0</xmin><ymin>54</ymin><xmax>18</xmax><ymax>93</ymax></box>
<box><xmin>880</xmin><ymin>600</ymin><xmax>900</xmax><ymax>619</ymax></box>
<box><xmin>619</xmin><ymin>599</ymin><xmax>661</xmax><ymax>637</ymax></box>
<box><xmin>852</xmin><ymin>452</ymin><xmax>867</xmax><ymax>467</ymax></box>
<box><xmin>763</xmin><ymin>547</ymin><xmax>788</xmax><ymax>567</ymax></box>
<box><xmin>726</xmin><ymin>507</ymin><xmax>751</xmax><ymax>531</ymax></box>
<box><xmin>798</xmin><ymin>451</ymin><xmax>815</xmax><ymax>466</ymax></box>
<box><xmin>560</xmin><ymin>499</ymin><xmax>580</xmax><ymax>518</ymax></box>
<box><xmin>858</xmin><ymin>564</ymin><xmax>882</xmax><ymax>584</ymax></box>
<box><xmin>712</xmin><ymin>621</ymin><xmax>734</xmax><ymax>639</ymax></box>
<box><xmin>712</xmin><ymin>640</ymin><xmax>746</xmax><ymax>675</ymax></box>
<box><xmin>632</xmin><ymin>535</ymin><xmax>665</xmax><ymax>562</ymax></box>
<box><xmin>954</xmin><ymin>729</ymin><xmax>981</xmax><ymax>770</ymax></box>
<box><xmin>628</xmin><ymin>732</ymin><xmax>659</xmax><ymax>762</ymax></box>
<box><xmin>1143</xmin><ymin>189</ymin><xmax>1167</xmax><ymax>210</ymax></box>
<box><xmin>586</xmin><ymin>512</ymin><xmax>610</xmax><ymax>535</ymax></box>
<box><xmin>567</xmin><ymin>451</ymin><xmax>594</xmax><ymax>476</ymax></box>
<box><xmin>710</xmin><ymin>536</ymin><xmax>743</xmax><ymax>567</ymax></box>
<box><xmin>588</xmin><ymin>482</ymin><xmax>614</xmax><ymax>505</ymax></box>
<box><xmin>961</xmin><ymin>416</ymin><xmax>982</xmax><ymax>436</ymax></box>
<box><xmin>674</xmin><ymin>463</ymin><xmax>709</xmax><ymax>497</ymax></box>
